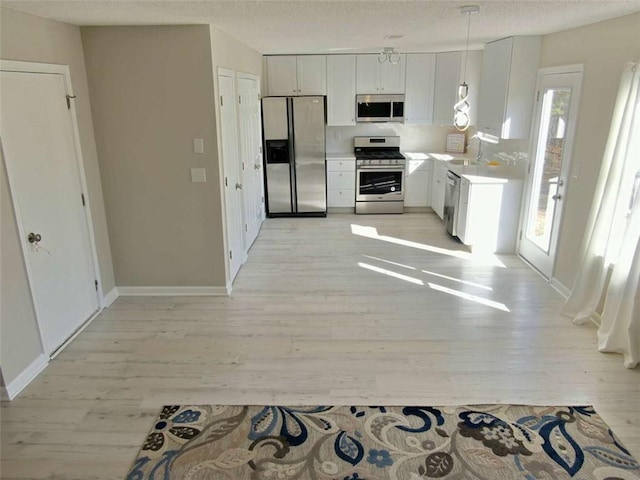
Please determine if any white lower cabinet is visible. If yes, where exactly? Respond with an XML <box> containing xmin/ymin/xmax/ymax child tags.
<box><xmin>404</xmin><ymin>159</ymin><xmax>432</xmax><ymax>207</ymax></box>
<box><xmin>457</xmin><ymin>176</ymin><xmax>523</xmax><ymax>253</ymax></box>
<box><xmin>327</xmin><ymin>158</ymin><xmax>356</xmax><ymax>208</ymax></box>
<box><xmin>430</xmin><ymin>161</ymin><xmax>447</xmax><ymax>219</ymax></box>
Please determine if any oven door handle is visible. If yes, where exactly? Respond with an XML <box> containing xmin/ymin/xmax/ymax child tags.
<box><xmin>356</xmin><ymin>165</ymin><xmax>405</xmax><ymax>170</ymax></box>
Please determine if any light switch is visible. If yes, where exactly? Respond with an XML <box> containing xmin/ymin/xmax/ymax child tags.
<box><xmin>193</xmin><ymin>138</ymin><xmax>204</xmax><ymax>154</ymax></box>
<box><xmin>191</xmin><ymin>168</ymin><xmax>206</xmax><ymax>183</ymax></box>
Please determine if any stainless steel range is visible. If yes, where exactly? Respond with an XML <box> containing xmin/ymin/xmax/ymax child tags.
<box><xmin>354</xmin><ymin>136</ymin><xmax>406</xmax><ymax>214</ymax></box>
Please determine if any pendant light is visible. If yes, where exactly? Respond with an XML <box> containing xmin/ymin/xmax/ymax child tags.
<box><xmin>378</xmin><ymin>47</ymin><xmax>401</xmax><ymax>65</ymax></box>
<box><xmin>454</xmin><ymin>5</ymin><xmax>479</xmax><ymax>132</ymax></box>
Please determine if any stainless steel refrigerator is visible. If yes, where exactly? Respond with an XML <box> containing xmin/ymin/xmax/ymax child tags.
<box><xmin>262</xmin><ymin>96</ymin><xmax>326</xmax><ymax>217</ymax></box>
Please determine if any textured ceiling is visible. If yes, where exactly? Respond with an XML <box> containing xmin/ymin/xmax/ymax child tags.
<box><xmin>3</xmin><ymin>0</ymin><xmax>640</xmax><ymax>54</ymax></box>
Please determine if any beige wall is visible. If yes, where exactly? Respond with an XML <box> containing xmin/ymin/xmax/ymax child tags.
<box><xmin>209</xmin><ymin>26</ymin><xmax>263</xmax><ymax>77</ymax></box>
<box><xmin>0</xmin><ymin>8</ymin><xmax>115</xmax><ymax>386</ymax></box>
<box><xmin>539</xmin><ymin>12</ymin><xmax>640</xmax><ymax>288</ymax></box>
<box><xmin>82</xmin><ymin>25</ymin><xmax>226</xmax><ymax>287</ymax></box>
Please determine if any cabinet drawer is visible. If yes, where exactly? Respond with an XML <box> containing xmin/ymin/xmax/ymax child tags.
<box><xmin>328</xmin><ymin>189</ymin><xmax>355</xmax><ymax>207</ymax></box>
<box><xmin>326</xmin><ymin>160</ymin><xmax>356</xmax><ymax>172</ymax></box>
<box><xmin>327</xmin><ymin>171</ymin><xmax>355</xmax><ymax>189</ymax></box>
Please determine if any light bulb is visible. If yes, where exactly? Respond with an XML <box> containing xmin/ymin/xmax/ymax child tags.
<box><xmin>454</xmin><ymin>82</ymin><xmax>470</xmax><ymax>131</ymax></box>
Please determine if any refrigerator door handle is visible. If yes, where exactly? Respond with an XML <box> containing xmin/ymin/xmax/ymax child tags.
<box><xmin>288</xmin><ymin>97</ymin><xmax>298</xmax><ymax>213</ymax></box>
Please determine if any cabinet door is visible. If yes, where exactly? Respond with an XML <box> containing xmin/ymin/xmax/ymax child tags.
<box><xmin>267</xmin><ymin>56</ymin><xmax>298</xmax><ymax>96</ymax></box>
<box><xmin>460</xmin><ymin>50</ymin><xmax>483</xmax><ymax>127</ymax></box>
<box><xmin>431</xmin><ymin>165</ymin><xmax>446</xmax><ymax>219</ymax></box>
<box><xmin>380</xmin><ymin>54</ymin><xmax>406</xmax><ymax>94</ymax></box>
<box><xmin>405</xmin><ymin>54</ymin><xmax>436</xmax><ymax>124</ymax></box>
<box><xmin>297</xmin><ymin>55</ymin><xmax>327</xmax><ymax>95</ymax></box>
<box><xmin>477</xmin><ymin>37</ymin><xmax>512</xmax><ymax>137</ymax></box>
<box><xmin>404</xmin><ymin>169</ymin><xmax>431</xmax><ymax>207</ymax></box>
<box><xmin>356</xmin><ymin>55</ymin><xmax>381</xmax><ymax>94</ymax></box>
<box><xmin>327</xmin><ymin>55</ymin><xmax>356</xmax><ymax>126</ymax></box>
<box><xmin>433</xmin><ymin>51</ymin><xmax>461</xmax><ymax>125</ymax></box>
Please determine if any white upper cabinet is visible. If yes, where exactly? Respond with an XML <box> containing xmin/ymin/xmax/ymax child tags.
<box><xmin>267</xmin><ymin>55</ymin><xmax>327</xmax><ymax>96</ymax></box>
<box><xmin>327</xmin><ymin>55</ymin><xmax>356</xmax><ymax>126</ymax></box>
<box><xmin>477</xmin><ymin>36</ymin><xmax>541</xmax><ymax>139</ymax></box>
<box><xmin>404</xmin><ymin>54</ymin><xmax>436</xmax><ymax>124</ymax></box>
<box><xmin>296</xmin><ymin>55</ymin><xmax>327</xmax><ymax>95</ymax></box>
<box><xmin>267</xmin><ymin>56</ymin><xmax>298</xmax><ymax>96</ymax></box>
<box><xmin>432</xmin><ymin>51</ymin><xmax>461</xmax><ymax>125</ymax></box>
<box><xmin>356</xmin><ymin>54</ymin><xmax>406</xmax><ymax>94</ymax></box>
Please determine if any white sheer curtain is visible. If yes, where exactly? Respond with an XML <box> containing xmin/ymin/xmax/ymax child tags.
<box><xmin>562</xmin><ymin>61</ymin><xmax>640</xmax><ymax>368</ymax></box>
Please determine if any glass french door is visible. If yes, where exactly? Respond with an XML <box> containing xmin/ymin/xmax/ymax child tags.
<box><xmin>519</xmin><ymin>68</ymin><xmax>583</xmax><ymax>278</ymax></box>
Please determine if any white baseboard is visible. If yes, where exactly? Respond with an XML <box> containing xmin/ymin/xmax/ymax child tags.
<box><xmin>102</xmin><ymin>287</ymin><xmax>119</xmax><ymax>307</ymax></box>
<box><xmin>226</xmin><ymin>282</ymin><xmax>233</xmax><ymax>295</ymax></box>
<box><xmin>0</xmin><ymin>353</ymin><xmax>48</xmax><ymax>401</ymax></box>
<box><xmin>551</xmin><ymin>278</ymin><xmax>571</xmax><ymax>299</ymax></box>
<box><xmin>117</xmin><ymin>286</ymin><xmax>230</xmax><ymax>296</ymax></box>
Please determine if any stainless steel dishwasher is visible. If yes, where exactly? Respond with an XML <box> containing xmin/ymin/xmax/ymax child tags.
<box><xmin>444</xmin><ymin>170</ymin><xmax>461</xmax><ymax>237</ymax></box>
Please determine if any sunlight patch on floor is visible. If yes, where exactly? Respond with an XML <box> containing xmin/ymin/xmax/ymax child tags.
<box><xmin>351</xmin><ymin>224</ymin><xmax>506</xmax><ymax>267</ymax></box>
<box><xmin>358</xmin><ymin>262</ymin><xmax>424</xmax><ymax>286</ymax></box>
<box><xmin>421</xmin><ymin>269</ymin><xmax>493</xmax><ymax>291</ymax></box>
<box><xmin>361</xmin><ymin>254</ymin><xmax>417</xmax><ymax>270</ymax></box>
<box><xmin>427</xmin><ymin>282</ymin><xmax>510</xmax><ymax>312</ymax></box>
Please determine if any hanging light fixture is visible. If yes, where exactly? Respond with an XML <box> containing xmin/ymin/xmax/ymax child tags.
<box><xmin>454</xmin><ymin>5</ymin><xmax>479</xmax><ymax>132</ymax></box>
<box><xmin>378</xmin><ymin>47</ymin><xmax>401</xmax><ymax>65</ymax></box>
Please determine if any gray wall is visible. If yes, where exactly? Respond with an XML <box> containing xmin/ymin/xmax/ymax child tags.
<box><xmin>81</xmin><ymin>25</ymin><xmax>225</xmax><ymax>287</ymax></box>
<box><xmin>0</xmin><ymin>8</ymin><xmax>115</xmax><ymax>386</ymax></box>
<box><xmin>539</xmin><ymin>12</ymin><xmax>640</xmax><ymax>288</ymax></box>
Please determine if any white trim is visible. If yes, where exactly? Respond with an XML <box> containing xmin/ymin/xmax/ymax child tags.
<box><xmin>537</xmin><ymin>64</ymin><xmax>585</xmax><ymax>76</ymax></box>
<box><xmin>550</xmin><ymin>278</ymin><xmax>571</xmax><ymax>299</ymax></box>
<box><xmin>102</xmin><ymin>287</ymin><xmax>119</xmax><ymax>307</ymax></box>
<box><xmin>117</xmin><ymin>286</ymin><xmax>230</xmax><ymax>296</ymax></box>
<box><xmin>0</xmin><ymin>60</ymin><xmax>103</xmax><ymax>356</ymax></box>
<box><xmin>226</xmin><ymin>282</ymin><xmax>233</xmax><ymax>295</ymax></box>
<box><xmin>0</xmin><ymin>354</ymin><xmax>48</xmax><ymax>401</ymax></box>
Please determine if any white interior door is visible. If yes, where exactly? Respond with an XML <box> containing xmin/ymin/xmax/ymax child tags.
<box><xmin>218</xmin><ymin>71</ymin><xmax>244</xmax><ymax>282</ymax></box>
<box><xmin>519</xmin><ymin>67</ymin><xmax>583</xmax><ymax>278</ymax></box>
<box><xmin>1</xmin><ymin>69</ymin><xmax>99</xmax><ymax>355</ymax></box>
<box><xmin>237</xmin><ymin>74</ymin><xmax>265</xmax><ymax>251</ymax></box>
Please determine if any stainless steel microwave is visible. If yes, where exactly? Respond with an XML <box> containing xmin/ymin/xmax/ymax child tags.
<box><xmin>356</xmin><ymin>94</ymin><xmax>405</xmax><ymax>123</ymax></box>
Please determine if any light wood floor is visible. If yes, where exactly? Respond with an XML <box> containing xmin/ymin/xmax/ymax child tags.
<box><xmin>1</xmin><ymin>213</ymin><xmax>638</xmax><ymax>479</ymax></box>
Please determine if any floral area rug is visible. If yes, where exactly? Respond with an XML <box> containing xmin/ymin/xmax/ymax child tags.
<box><xmin>127</xmin><ymin>404</ymin><xmax>640</xmax><ymax>479</ymax></box>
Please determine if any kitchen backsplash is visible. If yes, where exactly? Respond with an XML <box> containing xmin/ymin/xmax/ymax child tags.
<box><xmin>325</xmin><ymin>124</ymin><xmax>464</xmax><ymax>154</ymax></box>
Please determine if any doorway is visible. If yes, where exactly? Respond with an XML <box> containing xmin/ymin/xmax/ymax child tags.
<box><xmin>519</xmin><ymin>65</ymin><xmax>583</xmax><ymax>279</ymax></box>
<box><xmin>1</xmin><ymin>61</ymin><xmax>101</xmax><ymax>356</ymax></box>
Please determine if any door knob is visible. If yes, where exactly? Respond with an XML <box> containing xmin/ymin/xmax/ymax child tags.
<box><xmin>557</xmin><ymin>179</ymin><xmax>564</xmax><ymax>187</ymax></box>
<box><xmin>28</xmin><ymin>233</ymin><xmax>42</xmax><ymax>244</ymax></box>
<box><xmin>235</xmin><ymin>183</ymin><xmax>243</xmax><ymax>190</ymax></box>
<box><xmin>552</xmin><ymin>194</ymin><xmax>562</xmax><ymax>201</ymax></box>
<box><xmin>254</xmin><ymin>164</ymin><xmax>261</xmax><ymax>170</ymax></box>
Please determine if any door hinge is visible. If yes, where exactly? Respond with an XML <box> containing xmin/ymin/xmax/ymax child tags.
<box><xmin>245</xmin><ymin>224</ymin><xmax>248</xmax><ymax>232</ymax></box>
<box><xmin>259</xmin><ymin>146</ymin><xmax>263</xmax><ymax>154</ymax></box>
<box><xmin>81</xmin><ymin>193</ymin><xmax>86</xmax><ymax>206</ymax></box>
<box><xmin>94</xmin><ymin>279</ymin><xmax>98</xmax><ymax>291</ymax></box>
<box><xmin>66</xmin><ymin>94</ymin><xmax>77</xmax><ymax>109</ymax></box>
<box><xmin>229</xmin><ymin>250</ymin><xmax>233</xmax><ymax>260</ymax></box>
<box><xmin>220</xmin><ymin>95</ymin><xmax>224</xmax><ymax>107</ymax></box>
<box><xmin>239</xmin><ymin>95</ymin><xmax>242</xmax><ymax>104</ymax></box>
<box><xmin>225</xmin><ymin>177</ymin><xmax>228</xmax><ymax>187</ymax></box>
<box><xmin>519</xmin><ymin>230</ymin><xmax>523</xmax><ymax>240</ymax></box>
<box><xmin>242</xmin><ymin>162</ymin><xmax>245</xmax><ymax>171</ymax></box>
<box><xmin>536</xmin><ymin>90</ymin><xmax>540</xmax><ymax>102</ymax></box>
<box><xmin>261</xmin><ymin>196</ymin><xmax>264</xmax><ymax>203</ymax></box>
